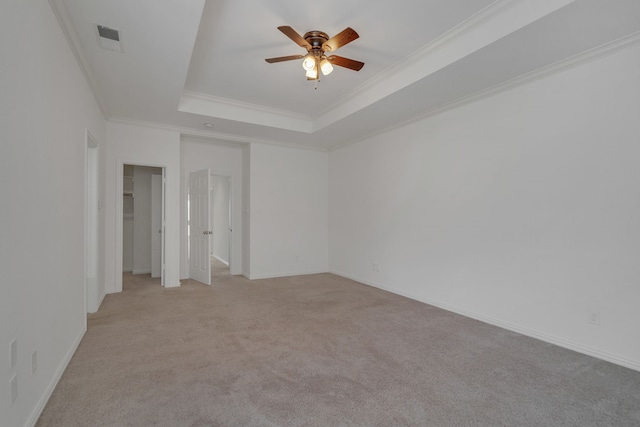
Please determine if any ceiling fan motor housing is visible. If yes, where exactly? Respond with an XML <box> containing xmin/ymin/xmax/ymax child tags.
<box><xmin>303</xmin><ymin>31</ymin><xmax>329</xmax><ymax>49</ymax></box>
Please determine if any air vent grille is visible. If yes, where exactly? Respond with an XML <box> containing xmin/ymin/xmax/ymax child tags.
<box><xmin>97</xmin><ymin>25</ymin><xmax>119</xmax><ymax>41</ymax></box>
<box><xmin>96</xmin><ymin>24</ymin><xmax>122</xmax><ymax>52</ymax></box>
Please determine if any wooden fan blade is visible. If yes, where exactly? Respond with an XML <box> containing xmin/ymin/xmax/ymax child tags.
<box><xmin>323</xmin><ymin>27</ymin><xmax>359</xmax><ymax>52</ymax></box>
<box><xmin>265</xmin><ymin>55</ymin><xmax>304</xmax><ymax>63</ymax></box>
<box><xmin>278</xmin><ymin>26</ymin><xmax>311</xmax><ymax>49</ymax></box>
<box><xmin>328</xmin><ymin>55</ymin><xmax>364</xmax><ymax>71</ymax></box>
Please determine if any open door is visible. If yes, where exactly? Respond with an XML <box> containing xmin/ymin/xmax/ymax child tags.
<box><xmin>189</xmin><ymin>169</ymin><xmax>211</xmax><ymax>285</ymax></box>
<box><xmin>85</xmin><ymin>131</ymin><xmax>99</xmax><ymax>312</ymax></box>
<box><xmin>151</xmin><ymin>174</ymin><xmax>162</xmax><ymax>279</ymax></box>
<box><xmin>161</xmin><ymin>168</ymin><xmax>165</xmax><ymax>286</ymax></box>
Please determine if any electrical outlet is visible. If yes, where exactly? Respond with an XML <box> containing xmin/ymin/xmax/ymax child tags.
<box><xmin>372</xmin><ymin>263</ymin><xmax>381</xmax><ymax>272</ymax></box>
<box><xmin>10</xmin><ymin>374</ymin><xmax>17</xmax><ymax>404</ymax></box>
<box><xmin>587</xmin><ymin>309</ymin><xmax>601</xmax><ymax>326</ymax></box>
<box><xmin>10</xmin><ymin>339</ymin><xmax>17</xmax><ymax>370</ymax></box>
<box><xmin>32</xmin><ymin>350</ymin><xmax>37</xmax><ymax>374</ymax></box>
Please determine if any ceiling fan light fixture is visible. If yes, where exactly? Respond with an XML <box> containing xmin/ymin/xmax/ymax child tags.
<box><xmin>320</xmin><ymin>57</ymin><xmax>333</xmax><ymax>75</ymax></box>
<box><xmin>266</xmin><ymin>26</ymin><xmax>363</xmax><ymax>83</ymax></box>
<box><xmin>305</xmin><ymin>67</ymin><xmax>318</xmax><ymax>79</ymax></box>
<box><xmin>302</xmin><ymin>54</ymin><xmax>316</xmax><ymax>71</ymax></box>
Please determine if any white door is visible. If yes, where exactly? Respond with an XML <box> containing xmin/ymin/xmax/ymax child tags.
<box><xmin>85</xmin><ymin>135</ymin><xmax>99</xmax><ymax>312</ymax></box>
<box><xmin>210</xmin><ymin>185</ymin><xmax>214</xmax><ymax>256</ymax></box>
<box><xmin>161</xmin><ymin>168</ymin><xmax>165</xmax><ymax>286</ymax></box>
<box><xmin>189</xmin><ymin>169</ymin><xmax>211</xmax><ymax>285</ymax></box>
<box><xmin>151</xmin><ymin>174</ymin><xmax>162</xmax><ymax>278</ymax></box>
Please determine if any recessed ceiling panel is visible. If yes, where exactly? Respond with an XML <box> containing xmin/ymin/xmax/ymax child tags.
<box><xmin>184</xmin><ymin>0</ymin><xmax>496</xmax><ymax>116</ymax></box>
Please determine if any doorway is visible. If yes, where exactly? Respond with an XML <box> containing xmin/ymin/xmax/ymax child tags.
<box><xmin>122</xmin><ymin>164</ymin><xmax>165</xmax><ymax>287</ymax></box>
<box><xmin>210</xmin><ymin>174</ymin><xmax>231</xmax><ymax>274</ymax></box>
<box><xmin>188</xmin><ymin>170</ymin><xmax>232</xmax><ymax>284</ymax></box>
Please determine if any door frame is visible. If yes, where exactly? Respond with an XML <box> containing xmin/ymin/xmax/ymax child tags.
<box><xmin>151</xmin><ymin>173</ymin><xmax>163</xmax><ymax>278</ymax></box>
<box><xmin>85</xmin><ymin>130</ymin><xmax>100</xmax><ymax>313</ymax></box>
<box><xmin>115</xmin><ymin>160</ymin><xmax>166</xmax><ymax>292</ymax></box>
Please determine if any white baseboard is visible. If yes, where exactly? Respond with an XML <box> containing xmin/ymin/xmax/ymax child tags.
<box><xmin>164</xmin><ymin>281</ymin><xmax>181</xmax><ymax>288</ymax></box>
<box><xmin>26</xmin><ymin>325</ymin><xmax>86</xmax><ymax>427</ymax></box>
<box><xmin>212</xmin><ymin>254</ymin><xmax>229</xmax><ymax>266</ymax></box>
<box><xmin>249</xmin><ymin>269</ymin><xmax>328</xmax><ymax>280</ymax></box>
<box><xmin>88</xmin><ymin>290</ymin><xmax>107</xmax><ymax>314</ymax></box>
<box><xmin>96</xmin><ymin>290</ymin><xmax>106</xmax><ymax>311</ymax></box>
<box><xmin>330</xmin><ymin>270</ymin><xmax>640</xmax><ymax>373</ymax></box>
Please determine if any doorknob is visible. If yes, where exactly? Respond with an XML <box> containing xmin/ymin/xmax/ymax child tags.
<box><xmin>203</xmin><ymin>231</ymin><xmax>207</xmax><ymax>235</ymax></box>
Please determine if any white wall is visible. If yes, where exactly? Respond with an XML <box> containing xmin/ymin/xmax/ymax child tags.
<box><xmin>329</xmin><ymin>44</ymin><xmax>640</xmax><ymax>370</ymax></box>
<box><xmin>105</xmin><ymin>122</ymin><xmax>182</xmax><ymax>291</ymax></box>
<box><xmin>180</xmin><ymin>138</ymin><xmax>244</xmax><ymax>276</ymax></box>
<box><xmin>211</xmin><ymin>175</ymin><xmax>231</xmax><ymax>264</ymax></box>
<box><xmin>0</xmin><ymin>1</ymin><xmax>106</xmax><ymax>426</ymax></box>
<box><xmin>249</xmin><ymin>144</ymin><xmax>329</xmax><ymax>279</ymax></box>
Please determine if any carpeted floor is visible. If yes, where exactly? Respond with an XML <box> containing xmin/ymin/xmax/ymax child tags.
<box><xmin>37</xmin><ymin>262</ymin><xmax>640</xmax><ymax>426</ymax></box>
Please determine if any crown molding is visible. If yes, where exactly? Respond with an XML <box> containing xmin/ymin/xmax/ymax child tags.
<box><xmin>48</xmin><ymin>0</ymin><xmax>109</xmax><ymax>119</ymax></box>
<box><xmin>52</xmin><ymin>0</ymin><xmax>575</xmax><ymax>147</ymax></box>
<box><xmin>313</xmin><ymin>0</ymin><xmax>576</xmax><ymax>132</ymax></box>
<box><xmin>315</xmin><ymin>0</ymin><xmax>522</xmax><ymax>120</ymax></box>
<box><xmin>328</xmin><ymin>30</ymin><xmax>640</xmax><ymax>152</ymax></box>
<box><xmin>181</xmin><ymin>90</ymin><xmax>310</xmax><ymax>121</ymax></box>
<box><xmin>179</xmin><ymin>90</ymin><xmax>313</xmax><ymax>133</ymax></box>
<box><xmin>180</xmin><ymin>134</ymin><xmax>247</xmax><ymax>150</ymax></box>
<box><xmin>178</xmin><ymin>1</ymin><xmax>532</xmax><ymax>136</ymax></box>
<box><xmin>108</xmin><ymin>117</ymin><xmax>328</xmax><ymax>152</ymax></box>
<box><xmin>111</xmin><ymin>27</ymin><xmax>640</xmax><ymax>154</ymax></box>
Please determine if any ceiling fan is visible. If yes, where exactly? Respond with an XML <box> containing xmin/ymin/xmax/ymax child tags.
<box><xmin>265</xmin><ymin>26</ymin><xmax>364</xmax><ymax>81</ymax></box>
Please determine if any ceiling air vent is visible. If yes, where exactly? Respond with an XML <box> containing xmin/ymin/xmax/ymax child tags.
<box><xmin>96</xmin><ymin>25</ymin><xmax>122</xmax><ymax>52</ymax></box>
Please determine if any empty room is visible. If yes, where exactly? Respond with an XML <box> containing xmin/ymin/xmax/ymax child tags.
<box><xmin>2</xmin><ymin>0</ymin><xmax>640</xmax><ymax>426</ymax></box>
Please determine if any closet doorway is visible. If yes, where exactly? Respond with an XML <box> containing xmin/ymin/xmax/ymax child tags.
<box><xmin>123</xmin><ymin>164</ymin><xmax>165</xmax><ymax>286</ymax></box>
<box><xmin>188</xmin><ymin>171</ymin><xmax>232</xmax><ymax>285</ymax></box>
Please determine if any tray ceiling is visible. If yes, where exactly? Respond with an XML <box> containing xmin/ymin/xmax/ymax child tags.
<box><xmin>51</xmin><ymin>0</ymin><xmax>640</xmax><ymax>150</ymax></box>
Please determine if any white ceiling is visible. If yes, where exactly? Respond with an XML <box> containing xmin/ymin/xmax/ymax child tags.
<box><xmin>52</xmin><ymin>0</ymin><xmax>640</xmax><ymax>150</ymax></box>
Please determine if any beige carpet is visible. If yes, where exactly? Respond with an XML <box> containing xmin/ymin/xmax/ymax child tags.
<box><xmin>37</xmin><ymin>267</ymin><xmax>640</xmax><ymax>426</ymax></box>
